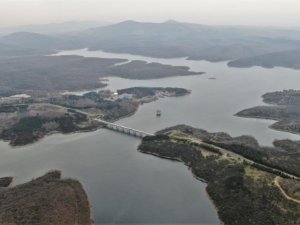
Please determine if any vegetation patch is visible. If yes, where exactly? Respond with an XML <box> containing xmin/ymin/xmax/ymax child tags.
<box><xmin>139</xmin><ymin>125</ymin><xmax>300</xmax><ymax>225</ymax></box>
<box><xmin>236</xmin><ymin>89</ymin><xmax>300</xmax><ymax>135</ymax></box>
<box><xmin>0</xmin><ymin>105</ymin><xmax>98</xmax><ymax>146</ymax></box>
<box><xmin>0</xmin><ymin>171</ymin><xmax>92</xmax><ymax>225</ymax></box>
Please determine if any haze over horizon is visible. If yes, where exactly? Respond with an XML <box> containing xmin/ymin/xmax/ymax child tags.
<box><xmin>1</xmin><ymin>0</ymin><xmax>300</xmax><ymax>28</ymax></box>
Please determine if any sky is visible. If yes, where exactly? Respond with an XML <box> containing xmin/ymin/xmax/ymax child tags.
<box><xmin>1</xmin><ymin>0</ymin><xmax>300</xmax><ymax>28</ymax></box>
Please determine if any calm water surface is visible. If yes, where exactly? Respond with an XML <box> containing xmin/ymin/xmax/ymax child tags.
<box><xmin>55</xmin><ymin>49</ymin><xmax>300</xmax><ymax>145</ymax></box>
<box><xmin>1</xmin><ymin>49</ymin><xmax>300</xmax><ymax>224</ymax></box>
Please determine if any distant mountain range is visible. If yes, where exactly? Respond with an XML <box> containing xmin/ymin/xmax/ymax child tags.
<box><xmin>1</xmin><ymin>32</ymin><xmax>59</xmax><ymax>49</ymax></box>
<box><xmin>79</xmin><ymin>20</ymin><xmax>300</xmax><ymax>61</ymax></box>
<box><xmin>1</xmin><ymin>20</ymin><xmax>300</xmax><ymax>69</ymax></box>
<box><xmin>0</xmin><ymin>21</ymin><xmax>109</xmax><ymax>35</ymax></box>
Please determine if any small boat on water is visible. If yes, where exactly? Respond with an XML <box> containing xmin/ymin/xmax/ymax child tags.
<box><xmin>156</xmin><ymin>110</ymin><xmax>162</xmax><ymax>117</ymax></box>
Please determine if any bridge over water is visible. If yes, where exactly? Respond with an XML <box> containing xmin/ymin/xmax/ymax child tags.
<box><xmin>62</xmin><ymin>106</ymin><xmax>154</xmax><ymax>138</ymax></box>
<box><xmin>95</xmin><ymin>118</ymin><xmax>154</xmax><ymax>138</ymax></box>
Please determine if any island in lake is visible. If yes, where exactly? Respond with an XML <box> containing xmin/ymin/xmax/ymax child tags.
<box><xmin>0</xmin><ymin>54</ymin><xmax>201</xmax><ymax>97</ymax></box>
<box><xmin>236</xmin><ymin>89</ymin><xmax>300</xmax><ymax>135</ymax></box>
<box><xmin>138</xmin><ymin>125</ymin><xmax>300</xmax><ymax>225</ymax></box>
<box><xmin>0</xmin><ymin>171</ymin><xmax>92</xmax><ymax>225</ymax></box>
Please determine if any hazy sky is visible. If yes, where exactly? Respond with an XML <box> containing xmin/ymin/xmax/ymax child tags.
<box><xmin>1</xmin><ymin>0</ymin><xmax>300</xmax><ymax>27</ymax></box>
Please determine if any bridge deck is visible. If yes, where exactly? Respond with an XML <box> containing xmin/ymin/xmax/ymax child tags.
<box><xmin>62</xmin><ymin>107</ymin><xmax>154</xmax><ymax>138</ymax></box>
<box><xmin>95</xmin><ymin>119</ymin><xmax>154</xmax><ymax>137</ymax></box>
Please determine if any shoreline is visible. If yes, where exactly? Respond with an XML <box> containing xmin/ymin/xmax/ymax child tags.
<box><xmin>4</xmin><ymin>125</ymin><xmax>103</xmax><ymax>149</ymax></box>
<box><xmin>235</xmin><ymin>114</ymin><xmax>300</xmax><ymax>137</ymax></box>
<box><xmin>1</xmin><ymin>87</ymin><xmax>191</xmax><ymax>148</ymax></box>
<box><xmin>137</xmin><ymin>149</ymin><xmax>224</xmax><ymax>225</ymax></box>
<box><xmin>234</xmin><ymin>89</ymin><xmax>300</xmax><ymax>139</ymax></box>
<box><xmin>137</xmin><ymin>148</ymin><xmax>224</xmax><ymax>225</ymax></box>
<box><xmin>0</xmin><ymin>170</ymin><xmax>93</xmax><ymax>225</ymax></box>
<box><xmin>137</xmin><ymin>146</ymin><xmax>224</xmax><ymax>225</ymax></box>
<box><xmin>138</xmin><ymin>129</ymin><xmax>300</xmax><ymax>225</ymax></box>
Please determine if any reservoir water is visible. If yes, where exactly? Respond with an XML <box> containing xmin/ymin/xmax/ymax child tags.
<box><xmin>1</xmin><ymin>49</ymin><xmax>300</xmax><ymax>224</ymax></box>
